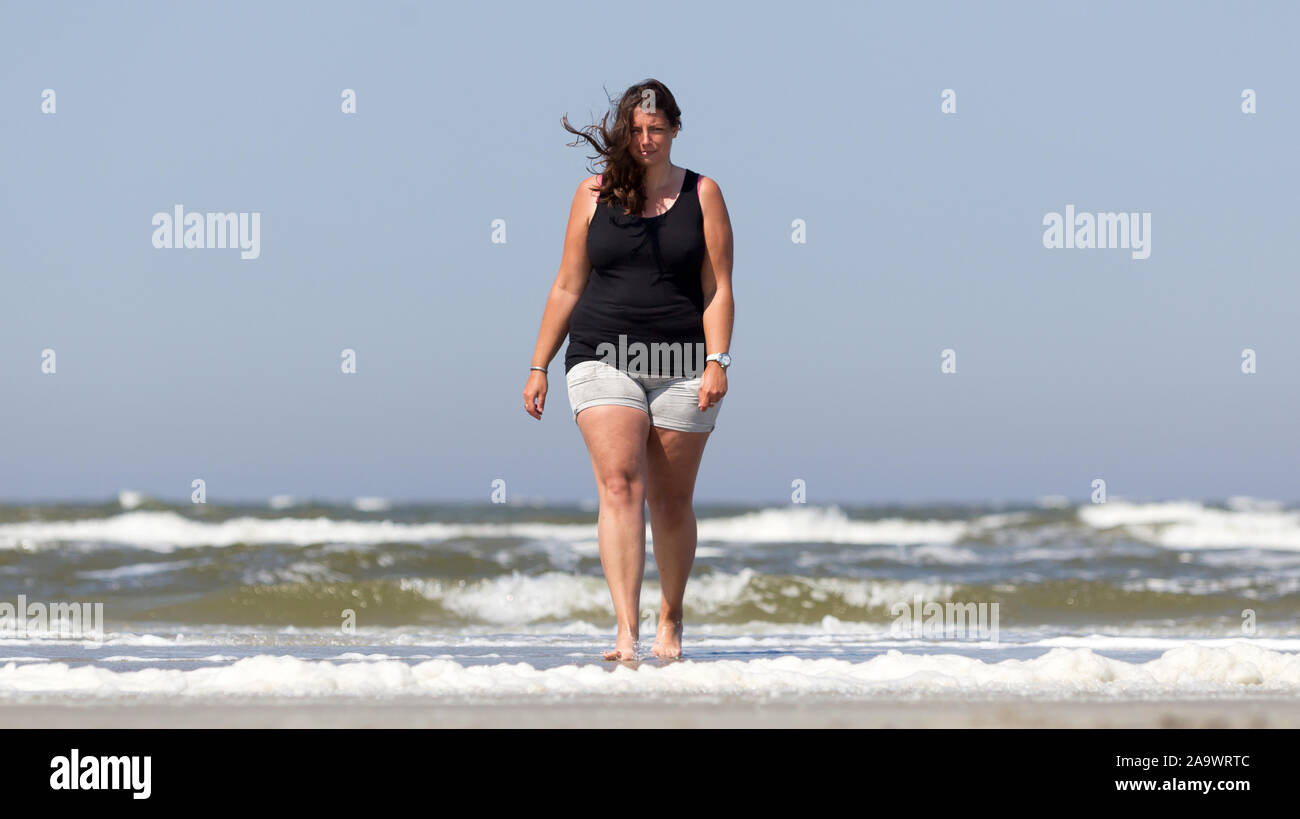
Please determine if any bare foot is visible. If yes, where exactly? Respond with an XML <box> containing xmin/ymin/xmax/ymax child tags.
<box><xmin>603</xmin><ymin>627</ymin><xmax>639</xmax><ymax>661</ymax></box>
<box><xmin>651</xmin><ymin>617</ymin><xmax>683</xmax><ymax>659</ymax></box>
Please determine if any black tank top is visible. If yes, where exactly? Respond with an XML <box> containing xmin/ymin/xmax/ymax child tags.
<box><xmin>564</xmin><ymin>167</ymin><xmax>707</xmax><ymax>376</ymax></box>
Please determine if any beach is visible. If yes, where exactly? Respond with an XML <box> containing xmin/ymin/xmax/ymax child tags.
<box><xmin>3</xmin><ymin>697</ymin><xmax>1298</xmax><ymax>729</ymax></box>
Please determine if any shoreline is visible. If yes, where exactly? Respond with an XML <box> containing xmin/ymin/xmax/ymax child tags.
<box><xmin>3</xmin><ymin>698</ymin><xmax>1297</xmax><ymax>728</ymax></box>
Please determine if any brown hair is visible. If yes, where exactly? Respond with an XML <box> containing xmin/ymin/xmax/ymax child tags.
<box><xmin>561</xmin><ymin>79</ymin><xmax>682</xmax><ymax>217</ymax></box>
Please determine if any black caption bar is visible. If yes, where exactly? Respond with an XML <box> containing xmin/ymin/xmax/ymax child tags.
<box><xmin>0</xmin><ymin>727</ymin><xmax>1287</xmax><ymax>808</ymax></box>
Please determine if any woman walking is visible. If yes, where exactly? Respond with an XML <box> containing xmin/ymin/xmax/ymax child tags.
<box><xmin>523</xmin><ymin>79</ymin><xmax>735</xmax><ymax>661</ymax></box>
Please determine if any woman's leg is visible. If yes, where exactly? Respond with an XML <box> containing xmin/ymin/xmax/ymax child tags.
<box><xmin>575</xmin><ymin>404</ymin><xmax>651</xmax><ymax>660</ymax></box>
<box><xmin>645</xmin><ymin>426</ymin><xmax>711</xmax><ymax>658</ymax></box>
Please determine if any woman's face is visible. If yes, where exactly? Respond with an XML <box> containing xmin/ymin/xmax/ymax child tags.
<box><xmin>629</xmin><ymin>106</ymin><xmax>676</xmax><ymax>166</ymax></box>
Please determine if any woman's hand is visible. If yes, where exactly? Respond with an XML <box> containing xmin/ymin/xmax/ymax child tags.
<box><xmin>523</xmin><ymin>371</ymin><xmax>547</xmax><ymax>420</ymax></box>
<box><xmin>697</xmin><ymin>362</ymin><xmax>727</xmax><ymax>411</ymax></box>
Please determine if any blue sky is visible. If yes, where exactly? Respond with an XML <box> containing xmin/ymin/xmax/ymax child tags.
<box><xmin>1</xmin><ymin>0</ymin><xmax>1296</xmax><ymax>504</ymax></box>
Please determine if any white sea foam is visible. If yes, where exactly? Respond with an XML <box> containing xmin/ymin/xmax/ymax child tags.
<box><xmin>398</xmin><ymin>569</ymin><xmax>955</xmax><ymax>624</ymax></box>
<box><xmin>1226</xmin><ymin>496</ymin><xmax>1287</xmax><ymax>513</ymax></box>
<box><xmin>1078</xmin><ymin>500</ymin><xmax>1300</xmax><ymax>550</ymax></box>
<box><xmin>695</xmin><ymin>505</ymin><xmax>974</xmax><ymax>544</ymax></box>
<box><xmin>1118</xmin><ymin>571</ymin><xmax>1300</xmax><ymax>595</ymax></box>
<box><xmin>1</xmin><ymin>643</ymin><xmax>1297</xmax><ymax>700</ymax></box>
<box><xmin>7</xmin><ymin>622</ymin><xmax>1300</xmax><ymax>654</ymax></box>
<box><xmin>0</xmin><ymin>511</ymin><xmax>470</xmax><ymax>552</ymax></box>
<box><xmin>0</xmin><ymin>505</ymin><xmax>1012</xmax><ymax>552</ymax></box>
<box><xmin>93</xmin><ymin>654</ymin><xmax>239</xmax><ymax>663</ymax></box>
<box><xmin>1029</xmin><ymin>635</ymin><xmax>1300</xmax><ymax>651</ymax></box>
<box><xmin>75</xmin><ymin>559</ymin><xmax>205</xmax><ymax>580</ymax></box>
<box><xmin>1078</xmin><ymin>500</ymin><xmax>1210</xmax><ymax>527</ymax></box>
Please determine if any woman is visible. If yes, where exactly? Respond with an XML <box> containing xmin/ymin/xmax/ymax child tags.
<box><xmin>522</xmin><ymin>79</ymin><xmax>735</xmax><ymax>661</ymax></box>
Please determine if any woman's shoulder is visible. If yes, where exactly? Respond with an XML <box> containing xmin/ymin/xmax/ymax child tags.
<box><xmin>582</xmin><ymin>173</ymin><xmax>604</xmax><ymax>201</ymax></box>
<box><xmin>694</xmin><ymin>172</ymin><xmax>722</xmax><ymax>208</ymax></box>
<box><xmin>570</xmin><ymin>173</ymin><xmax>604</xmax><ymax>209</ymax></box>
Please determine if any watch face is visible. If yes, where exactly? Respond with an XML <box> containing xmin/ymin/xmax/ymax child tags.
<box><xmin>719</xmin><ymin>353</ymin><xmax>731</xmax><ymax>367</ymax></box>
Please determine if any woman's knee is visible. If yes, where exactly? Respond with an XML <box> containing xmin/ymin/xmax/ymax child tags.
<box><xmin>579</xmin><ymin>407</ymin><xmax>649</xmax><ymax>504</ymax></box>
<box><xmin>647</xmin><ymin>491</ymin><xmax>693</xmax><ymax>521</ymax></box>
<box><xmin>596</xmin><ymin>471</ymin><xmax>645</xmax><ymax>504</ymax></box>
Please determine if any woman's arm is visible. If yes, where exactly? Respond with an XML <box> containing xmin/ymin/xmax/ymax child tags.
<box><xmin>523</xmin><ymin>176</ymin><xmax>599</xmax><ymax>420</ymax></box>
<box><xmin>699</xmin><ymin>176</ymin><xmax>735</xmax><ymax>365</ymax></box>
<box><xmin>529</xmin><ymin>175</ymin><xmax>600</xmax><ymax>370</ymax></box>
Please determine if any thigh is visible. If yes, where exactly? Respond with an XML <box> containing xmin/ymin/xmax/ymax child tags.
<box><xmin>646</xmin><ymin>425</ymin><xmax>711</xmax><ymax>509</ymax></box>
<box><xmin>575</xmin><ymin>405</ymin><xmax>651</xmax><ymax>492</ymax></box>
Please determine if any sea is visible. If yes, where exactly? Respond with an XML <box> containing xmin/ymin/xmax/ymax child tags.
<box><xmin>1</xmin><ymin>492</ymin><xmax>1298</xmax><ymax>704</ymax></box>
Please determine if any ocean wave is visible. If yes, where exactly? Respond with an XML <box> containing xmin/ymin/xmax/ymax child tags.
<box><xmin>4</xmin><ymin>502</ymin><xmax>1299</xmax><ymax>554</ymax></box>
<box><xmin>2</xmin><ymin>643</ymin><xmax>1297</xmax><ymax>700</ymax></box>
<box><xmin>81</xmin><ymin>569</ymin><xmax>1295</xmax><ymax>627</ymax></box>
<box><xmin>1079</xmin><ymin>500</ymin><xmax>1300</xmax><ymax>550</ymax></box>
<box><xmin>0</xmin><ymin>506</ymin><xmax>1007</xmax><ymax>551</ymax></box>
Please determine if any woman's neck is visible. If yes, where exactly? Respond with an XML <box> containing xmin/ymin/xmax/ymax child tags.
<box><xmin>644</xmin><ymin>162</ymin><xmax>677</xmax><ymax>193</ymax></box>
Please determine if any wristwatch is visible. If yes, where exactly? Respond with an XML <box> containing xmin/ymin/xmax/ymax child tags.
<box><xmin>705</xmin><ymin>352</ymin><xmax>731</xmax><ymax>370</ymax></box>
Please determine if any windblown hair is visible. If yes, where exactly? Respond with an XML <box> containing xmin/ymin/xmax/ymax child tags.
<box><xmin>562</xmin><ymin>79</ymin><xmax>682</xmax><ymax>217</ymax></box>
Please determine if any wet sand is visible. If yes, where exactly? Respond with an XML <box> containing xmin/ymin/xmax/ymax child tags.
<box><xmin>2</xmin><ymin>698</ymin><xmax>1297</xmax><ymax>728</ymax></box>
